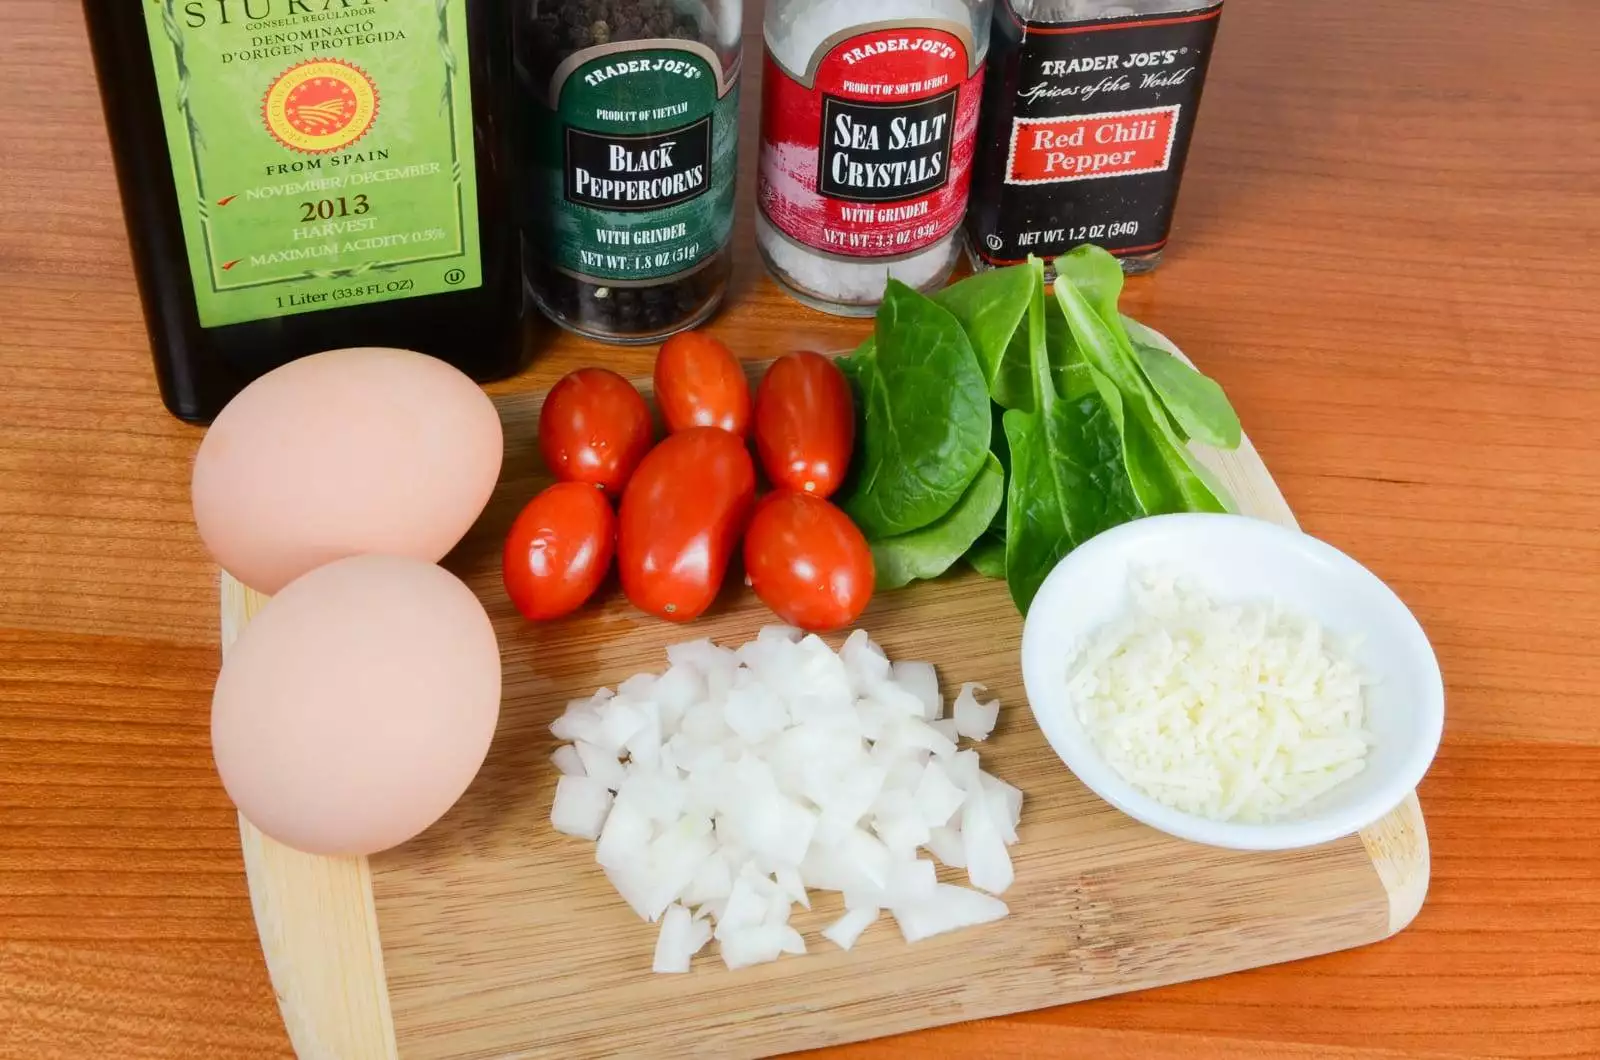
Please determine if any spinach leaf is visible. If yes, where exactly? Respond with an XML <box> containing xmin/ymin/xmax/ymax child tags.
<box><xmin>871</xmin><ymin>453</ymin><xmax>1005</xmax><ymax>590</ymax></box>
<box><xmin>1051</xmin><ymin>246</ymin><xmax>1151</xmax><ymax>396</ymax></box>
<box><xmin>1045</xmin><ymin>294</ymin><xmax>1095</xmax><ymax>401</ymax></box>
<box><xmin>1003</xmin><ymin>388</ymin><xmax>1141</xmax><ymax>615</ymax></box>
<box><xmin>1053</xmin><ymin>250</ymin><xmax>1232</xmax><ymax>515</ymax></box>
<box><xmin>965</xmin><ymin>531</ymin><xmax>1007</xmax><ymax>579</ymax></box>
<box><xmin>931</xmin><ymin>265</ymin><xmax>1037</xmax><ymax>411</ymax></box>
<box><xmin>840</xmin><ymin>281</ymin><xmax>992</xmax><ymax>538</ymax></box>
<box><xmin>1002</xmin><ymin>266</ymin><xmax>1143</xmax><ymax>614</ymax></box>
<box><xmin>987</xmin><ymin>404</ymin><xmax>1011</xmax><ymax>534</ymax></box>
<box><xmin>1132</xmin><ymin>339</ymin><xmax>1242</xmax><ymax>450</ymax></box>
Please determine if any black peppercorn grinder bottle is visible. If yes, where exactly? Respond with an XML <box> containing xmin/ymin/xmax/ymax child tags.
<box><xmin>83</xmin><ymin>0</ymin><xmax>530</xmax><ymax>424</ymax></box>
<box><xmin>514</xmin><ymin>1</ymin><xmax>743</xmax><ymax>344</ymax></box>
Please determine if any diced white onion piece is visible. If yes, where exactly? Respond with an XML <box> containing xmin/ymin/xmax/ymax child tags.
<box><xmin>603</xmin><ymin>862</ymin><xmax>676</xmax><ymax>923</ymax></box>
<box><xmin>550</xmin><ymin>775</ymin><xmax>611</xmax><ymax>840</ymax></box>
<box><xmin>624</xmin><ymin>712</ymin><xmax>663</xmax><ymax>769</ymax></box>
<box><xmin>551</xmin><ymin>744</ymin><xmax>586</xmax><ymax>778</ymax></box>
<box><xmin>954</xmin><ymin>682</ymin><xmax>1000</xmax><ymax>741</ymax></box>
<box><xmin>719</xmin><ymin>924</ymin><xmax>787</xmax><ymax>970</ymax></box>
<box><xmin>845</xmin><ymin>856</ymin><xmax>937</xmax><ymax>910</ymax></box>
<box><xmin>716</xmin><ymin>875</ymin><xmax>768</xmax><ymax>938</ymax></box>
<box><xmin>927</xmin><ymin>717</ymin><xmax>959</xmax><ymax>748</ymax></box>
<box><xmin>840</xmin><ymin>629</ymin><xmax>891</xmax><ymax>692</ymax></box>
<box><xmin>884</xmin><ymin>756</ymin><xmax>927</xmax><ymax>794</ymax></box>
<box><xmin>892</xmin><ymin>660</ymin><xmax>941</xmax><ymax>720</ymax></box>
<box><xmin>575</xmin><ymin>740</ymin><xmax>627</xmax><ymax>791</ymax></box>
<box><xmin>599</xmin><ymin>698</ymin><xmax>649</xmax><ymax>752</ymax></box>
<box><xmin>980</xmin><ymin>772</ymin><xmax>1024</xmax><ymax>845</ymax></box>
<box><xmin>616</xmin><ymin>771</ymin><xmax>686</xmax><ymax>825</ymax></box>
<box><xmin>961</xmin><ymin>791</ymin><xmax>1014</xmax><ymax>895</ymax></box>
<box><xmin>946</xmin><ymin>748</ymin><xmax>981</xmax><ymax>788</ymax></box>
<box><xmin>724</xmin><ymin>678</ymin><xmax>789</xmax><ymax>744</ymax></box>
<box><xmin>652</xmin><ymin>904</ymin><xmax>711</xmax><ymax>974</ymax></box>
<box><xmin>596</xmin><ymin>800</ymin><xmax>653</xmax><ymax>871</ymax></box>
<box><xmin>618</xmin><ymin>672</ymin><xmax>657</xmax><ymax>701</ymax></box>
<box><xmin>925</xmin><ymin>825</ymin><xmax>966</xmax><ymax>868</ymax></box>
<box><xmin>780</xmin><ymin>926</ymin><xmax>807</xmax><ymax>955</ymax></box>
<box><xmin>681</xmin><ymin>850</ymin><xmax>734</xmax><ymax>907</ymax></box>
<box><xmin>839</xmin><ymin>827</ymin><xmax>893</xmax><ymax>889</ymax></box>
<box><xmin>873</xmin><ymin>805</ymin><xmax>931</xmax><ymax>858</ymax></box>
<box><xmin>886</xmin><ymin>857</ymin><xmax>938</xmax><ymax>904</ymax></box>
<box><xmin>550</xmin><ymin>704</ymin><xmax>606</xmax><ymax>746</ymax></box>
<box><xmin>822</xmin><ymin>906</ymin><xmax>880</xmax><ymax>951</ymax></box>
<box><xmin>775</xmin><ymin>864</ymin><xmax>810</xmax><ymax>910</ymax></box>
<box><xmin>891</xmin><ymin>885</ymin><xmax>1009</xmax><ymax>943</ymax></box>
<box><xmin>913</xmin><ymin>760</ymin><xmax>967</xmax><ymax>828</ymax></box>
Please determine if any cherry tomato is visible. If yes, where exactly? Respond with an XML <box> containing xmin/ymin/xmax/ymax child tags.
<box><xmin>618</xmin><ymin>427</ymin><xmax>756</xmax><ymax>622</ymax></box>
<box><xmin>539</xmin><ymin>367</ymin><xmax>653</xmax><ymax>495</ymax></box>
<box><xmin>502</xmin><ymin>482</ymin><xmax>617</xmax><ymax>621</ymax></box>
<box><xmin>754</xmin><ymin>351</ymin><xmax>855</xmax><ymax>498</ymax></box>
<box><xmin>654</xmin><ymin>332</ymin><xmax>752</xmax><ymax>437</ymax></box>
<box><xmin>743</xmin><ymin>490</ymin><xmax>874</xmax><ymax>632</ymax></box>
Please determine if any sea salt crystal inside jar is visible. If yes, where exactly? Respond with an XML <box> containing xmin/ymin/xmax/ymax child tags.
<box><xmin>757</xmin><ymin>0</ymin><xmax>994</xmax><ymax>316</ymax></box>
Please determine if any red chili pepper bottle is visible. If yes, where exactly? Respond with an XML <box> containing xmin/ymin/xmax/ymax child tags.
<box><xmin>965</xmin><ymin>0</ymin><xmax>1225</xmax><ymax>278</ymax></box>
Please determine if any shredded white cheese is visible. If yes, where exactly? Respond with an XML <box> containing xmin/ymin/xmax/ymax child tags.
<box><xmin>1066</xmin><ymin>569</ymin><xmax>1373</xmax><ymax>823</ymax></box>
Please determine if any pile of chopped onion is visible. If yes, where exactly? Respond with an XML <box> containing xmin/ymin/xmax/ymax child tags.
<box><xmin>1067</xmin><ymin>569</ymin><xmax>1373</xmax><ymax>823</ymax></box>
<box><xmin>547</xmin><ymin>627</ymin><xmax>1021</xmax><ymax>973</ymax></box>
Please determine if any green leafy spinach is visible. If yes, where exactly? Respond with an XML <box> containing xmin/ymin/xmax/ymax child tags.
<box><xmin>840</xmin><ymin>281</ymin><xmax>992</xmax><ymax>539</ymax></box>
<box><xmin>872</xmin><ymin>453</ymin><xmax>1005</xmax><ymax>590</ymax></box>
<box><xmin>1002</xmin><ymin>274</ymin><xmax>1143</xmax><ymax>614</ymax></box>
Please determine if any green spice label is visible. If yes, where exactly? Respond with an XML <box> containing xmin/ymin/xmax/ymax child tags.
<box><xmin>141</xmin><ymin>0</ymin><xmax>483</xmax><ymax>329</ymax></box>
<box><xmin>537</xmin><ymin>42</ymin><xmax>739</xmax><ymax>284</ymax></box>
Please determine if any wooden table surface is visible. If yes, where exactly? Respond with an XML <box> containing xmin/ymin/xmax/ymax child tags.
<box><xmin>2</xmin><ymin>1</ymin><xmax>1596</xmax><ymax>1057</ymax></box>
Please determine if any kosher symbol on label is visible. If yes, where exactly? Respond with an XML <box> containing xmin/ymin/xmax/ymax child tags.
<box><xmin>262</xmin><ymin>59</ymin><xmax>381</xmax><ymax>155</ymax></box>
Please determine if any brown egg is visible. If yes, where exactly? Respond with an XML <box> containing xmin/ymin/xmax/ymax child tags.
<box><xmin>192</xmin><ymin>347</ymin><xmax>503</xmax><ymax>595</ymax></box>
<box><xmin>211</xmin><ymin>555</ymin><xmax>501</xmax><ymax>856</ymax></box>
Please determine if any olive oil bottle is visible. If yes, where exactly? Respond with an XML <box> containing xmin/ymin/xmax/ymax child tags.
<box><xmin>83</xmin><ymin>0</ymin><xmax>528</xmax><ymax>424</ymax></box>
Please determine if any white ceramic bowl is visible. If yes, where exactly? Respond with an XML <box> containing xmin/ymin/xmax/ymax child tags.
<box><xmin>1020</xmin><ymin>513</ymin><xmax>1444</xmax><ymax>851</ymax></box>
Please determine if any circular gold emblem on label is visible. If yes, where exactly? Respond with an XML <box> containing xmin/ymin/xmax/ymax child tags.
<box><xmin>262</xmin><ymin>59</ymin><xmax>379</xmax><ymax>155</ymax></box>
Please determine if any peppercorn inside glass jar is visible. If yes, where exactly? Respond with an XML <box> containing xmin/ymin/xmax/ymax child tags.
<box><xmin>516</xmin><ymin>2</ymin><xmax>742</xmax><ymax>343</ymax></box>
<box><xmin>757</xmin><ymin>0</ymin><xmax>993</xmax><ymax>316</ymax></box>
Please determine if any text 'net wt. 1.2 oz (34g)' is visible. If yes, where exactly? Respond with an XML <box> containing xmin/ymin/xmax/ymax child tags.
<box><xmin>966</xmin><ymin>0</ymin><xmax>1223</xmax><ymax>279</ymax></box>
<box><xmin>758</xmin><ymin>0</ymin><xmax>994</xmax><ymax>317</ymax></box>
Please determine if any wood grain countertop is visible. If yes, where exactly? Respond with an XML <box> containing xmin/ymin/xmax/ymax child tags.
<box><xmin>2</xmin><ymin>1</ymin><xmax>1596</xmax><ymax>1057</ymax></box>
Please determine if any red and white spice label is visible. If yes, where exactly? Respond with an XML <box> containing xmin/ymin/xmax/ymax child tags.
<box><xmin>1007</xmin><ymin>104</ymin><xmax>1180</xmax><ymax>184</ymax></box>
<box><xmin>758</xmin><ymin>22</ymin><xmax>985</xmax><ymax>260</ymax></box>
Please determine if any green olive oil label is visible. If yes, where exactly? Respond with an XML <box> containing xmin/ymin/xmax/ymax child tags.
<box><xmin>537</xmin><ymin>42</ymin><xmax>739</xmax><ymax>284</ymax></box>
<box><xmin>141</xmin><ymin>0</ymin><xmax>482</xmax><ymax>329</ymax></box>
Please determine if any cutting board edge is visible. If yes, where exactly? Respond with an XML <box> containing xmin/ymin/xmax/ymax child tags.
<box><xmin>223</xmin><ymin>574</ymin><xmax>398</xmax><ymax>1060</ymax></box>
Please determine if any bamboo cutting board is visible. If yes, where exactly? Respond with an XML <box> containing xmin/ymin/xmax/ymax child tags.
<box><xmin>220</xmin><ymin>366</ymin><xmax>1430</xmax><ymax>1060</ymax></box>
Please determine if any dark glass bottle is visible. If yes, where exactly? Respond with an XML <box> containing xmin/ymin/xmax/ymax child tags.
<box><xmin>82</xmin><ymin>0</ymin><xmax>529</xmax><ymax>424</ymax></box>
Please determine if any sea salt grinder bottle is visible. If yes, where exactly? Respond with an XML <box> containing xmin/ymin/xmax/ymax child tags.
<box><xmin>757</xmin><ymin>0</ymin><xmax>994</xmax><ymax>316</ymax></box>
